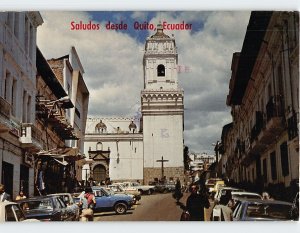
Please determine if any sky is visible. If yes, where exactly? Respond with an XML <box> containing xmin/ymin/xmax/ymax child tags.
<box><xmin>37</xmin><ymin>11</ymin><xmax>251</xmax><ymax>155</ymax></box>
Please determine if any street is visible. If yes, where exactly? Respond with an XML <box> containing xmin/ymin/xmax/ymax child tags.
<box><xmin>94</xmin><ymin>192</ymin><xmax>213</xmax><ymax>221</ymax></box>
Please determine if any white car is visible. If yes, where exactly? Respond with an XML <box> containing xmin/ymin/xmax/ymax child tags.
<box><xmin>122</xmin><ymin>182</ymin><xmax>155</xmax><ymax>195</ymax></box>
<box><xmin>214</xmin><ymin>187</ymin><xmax>245</xmax><ymax>202</ymax></box>
<box><xmin>231</xmin><ymin>191</ymin><xmax>262</xmax><ymax>205</ymax></box>
<box><xmin>0</xmin><ymin>201</ymin><xmax>39</xmax><ymax>222</ymax></box>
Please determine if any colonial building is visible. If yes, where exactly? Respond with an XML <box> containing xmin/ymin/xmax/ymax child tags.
<box><xmin>35</xmin><ymin>47</ymin><xmax>85</xmax><ymax>194</ymax></box>
<box><xmin>84</xmin><ymin>25</ymin><xmax>185</xmax><ymax>184</ymax></box>
<box><xmin>47</xmin><ymin>46</ymin><xmax>90</xmax><ymax>184</ymax></box>
<box><xmin>0</xmin><ymin>12</ymin><xmax>43</xmax><ymax>199</ymax></box>
<box><xmin>224</xmin><ymin>11</ymin><xmax>299</xmax><ymax>200</ymax></box>
<box><xmin>141</xmin><ymin>23</ymin><xmax>184</xmax><ymax>184</ymax></box>
<box><xmin>84</xmin><ymin>117</ymin><xmax>143</xmax><ymax>184</ymax></box>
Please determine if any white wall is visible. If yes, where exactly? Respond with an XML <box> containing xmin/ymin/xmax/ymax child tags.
<box><xmin>143</xmin><ymin>114</ymin><xmax>183</xmax><ymax>168</ymax></box>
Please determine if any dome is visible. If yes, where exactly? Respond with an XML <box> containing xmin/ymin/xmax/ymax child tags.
<box><xmin>150</xmin><ymin>23</ymin><xmax>170</xmax><ymax>39</ymax></box>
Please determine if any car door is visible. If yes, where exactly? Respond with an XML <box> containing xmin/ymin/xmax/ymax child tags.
<box><xmin>5</xmin><ymin>204</ymin><xmax>26</xmax><ymax>222</ymax></box>
<box><xmin>94</xmin><ymin>189</ymin><xmax>114</xmax><ymax>209</ymax></box>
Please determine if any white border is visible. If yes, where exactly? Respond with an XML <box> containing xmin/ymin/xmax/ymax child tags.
<box><xmin>0</xmin><ymin>0</ymin><xmax>299</xmax><ymax>11</ymax></box>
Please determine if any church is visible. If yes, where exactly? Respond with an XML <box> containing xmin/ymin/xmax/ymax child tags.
<box><xmin>84</xmin><ymin>24</ymin><xmax>185</xmax><ymax>185</ymax></box>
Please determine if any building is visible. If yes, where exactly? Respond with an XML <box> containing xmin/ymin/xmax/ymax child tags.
<box><xmin>0</xmin><ymin>12</ymin><xmax>43</xmax><ymax>199</ymax></box>
<box><xmin>84</xmin><ymin>117</ymin><xmax>143</xmax><ymax>184</ymax></box>
<box><xmin>224</xmin><ymin>11</ymin><xmax>299</xmax><ymax>200</ymax></box>
<box><xmin>188</xmin><ymin>153</ymin><xmax>216</xmax><ymax>183</ymax></box>
<box><xmin>35</xmin><ymin>47</ymin><xmax>84</xmax><ymax>194</ymax></box>
<box><xmin>47</xmin><ymin>46</ymin><xmax>90</xmax><ymax>184</ymax></box>
<box><xmin>84</xmin><ymin>24</ymin><xmax>185</xmax><ymax>184</ymax></box>
<box><xmin>141</xmin><ymin>23</ymin><xmax>184</xmax><ymax>184</ymax></box>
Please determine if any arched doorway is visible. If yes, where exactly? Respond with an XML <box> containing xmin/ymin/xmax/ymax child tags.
<box><xmin>93</xmin><ymin>164</ymin><xmax>106</xmax><ymax>183</ymax></box>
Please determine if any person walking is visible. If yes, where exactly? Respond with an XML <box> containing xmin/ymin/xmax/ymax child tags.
<box><xmin>173</xmin><ymin>178</ymin><xmax>183</xmax><ymax>202</ymax></box>
<box><xmin>80</xmin><ymin>187</ymin><xmax>96</xmax><ymax>221</ymax></box>
<box><xmin>186</xmin><ymin>184</ymin><xmax>210</xmax><ymax>221</ymax></box>
<box><xmin>0</xmin><ymin>184</ymin><xmax>11</xmax><ymax>202</ymax></box>
<box><xmin>211</xmin><ymin>193</ymin><xmax>233</xmax><ymax>221</ymax></box>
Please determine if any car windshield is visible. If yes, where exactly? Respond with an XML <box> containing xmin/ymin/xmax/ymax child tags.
<box><xmin>246</xmin><ymin>203</ymin><xmax>292</xmax><ymax>220</ymax></box>
<box><xmin>20</xmin><ymin>199</ymin><xmax>53</xmax><ymax>211</ymax></box>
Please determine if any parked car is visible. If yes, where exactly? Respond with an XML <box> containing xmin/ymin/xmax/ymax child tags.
<box><xmin>0</xmin><ymin>201</ymin><xmax>39</xmax><ymax>222</ymax></box>
<box><xmin>214</xmin><ymin>187</ymin><xmax>245</xmax><ymax>202</ymax></box>
<box><xmin>122</xmin><ymin>181</ymin><xmax>155</xmax><ymax>195</ymax></box>
<box><xmin>233</xmin><ymin>198</ymin><xmax>296</xmax><ymax>221</ymax></box>
<box><xmin>47</xmin><ymin>193</ymin><xmax>80</xmax><ymax>221</ymax></box>
<box><xmin>91</xmin><ymin>186</ymin><xmax>134</xmax><ymax>214</ymax></box>
<box><xmin>153</xmin><ymin>183</ymin><xmax>176</xmax><ymax>193</ymax></box>
<box><xmin>16</xmin><ymin>196</ymin><xmax>73</xmax><ymax>221</ymax></box>
<box><xmin>108</xmin><ymin>184</ymin><xmax>141</xmax><ymax>204</ymax></box>
<box><xmin>231</xmin><ymin>191</ymin><xmax>262</xmax><ymax>206</ymax></box>
<box><xmin>205</xmin><ymin>178</ymin><xmax>224</xmax><ymax>195</ymax></box>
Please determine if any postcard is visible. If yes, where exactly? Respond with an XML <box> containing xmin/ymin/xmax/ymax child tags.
<box><xmin>0</xmin><ymin>8</ymin><xmax>299</xmax><ymax>228</ymax></box>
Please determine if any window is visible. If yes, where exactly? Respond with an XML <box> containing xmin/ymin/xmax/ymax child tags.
<box><xmin>157</xmin><ymin>64</ymin><xmax>165</xmax><ymax>77</ymax></box>
<box><xmin>14</xmin><ymin>13</ymin><xmax>19</xmax><ymax>39</ymax></box>
<box><xmin>262</xmin><ymin>158</ymin><xmax>267</xmax><ymax>183</ymax></box>
<box><xmin>11</xmin><ymin>79</ymin><xmax>17</xmax><ymax>116</ymax></box>
<box><xmin>4</xmin><ymin>71</ymin><xmax>10</xmax><ymax>100</ymax></box>
<box><xmin>22</xmin><ymin>90</ymin><xmax>27</xmax><ymax>122</ymax></box>
<box><xmin>24</xmin><ymin>16</ymin><xmax>29</xmax><ymax>54</ymax></box>
<box><xmin>27</xmin><ymin>95</ymin><xmax>31</xmax><ymax>123</ymax></box>
<box><xmin>270</xmin><ymin>152</ymin><xmax>277</xmax><ymax>180</ymax></box>
<box><xmin>280</xmin><ymin>142</ymin><xmax>289</xmax><ymax>177</ymax></box>
<box><xmin>5</xmin><ymin>205</ymin><xmax>16</xmax><ymax>221</ymax></box>
<box><xmin>96</xmin><ymin>142</ymin><xmax>103</xmax><ymax>151</ymax></box>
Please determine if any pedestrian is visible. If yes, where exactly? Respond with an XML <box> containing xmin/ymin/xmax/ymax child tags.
<box><xmin>186</xmin><ymin>185</ymin><xmax>210</xmax><ymax>221</ymax></box>
<box><xmin>211</xmin><ymin>193</ymin><xmax>233</xmax><ymax>221</ymax></box>
<box><xmin>173</xmin><ymin>178</ymin><xmax>183</xmax><ymax>202</ymax></box>
<box><xmin>80</xmin><ymin>187</ymin><xmax>96</xmax><ymax>221</ymax></box>
<box><xmin>262</xmin><ymin>192</ymin><xmax>273</xmax><ymax>200</ymax></box>
<box><xmin>15</xmin><ymin>190</ymin><xmax>27</xmax><ymax>200</ymax></box>
<box><xmin>0</xmin><ymin>184</ymin><xmax>11</xmax><ymax>202</ymax></box>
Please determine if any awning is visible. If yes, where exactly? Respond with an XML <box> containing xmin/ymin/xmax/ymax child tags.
<box><xmin>37</xmin><ymin>147</ymin><xmax>82</xmax><ymax>160</ymax></box>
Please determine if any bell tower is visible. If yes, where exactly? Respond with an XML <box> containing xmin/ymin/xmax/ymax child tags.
<box><xmin>143</xmin><ymin>23</ymin><xmax>179</xmax><ymax>90</ymax></box>
<box><xmin>141</xmin><ymin>24</ymin><xmax>184</xmax><ymax>184</ymax></box>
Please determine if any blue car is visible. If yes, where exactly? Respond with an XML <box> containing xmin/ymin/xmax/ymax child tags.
<box><xmin>91</xmin><ymin>186</ymin><xmax>134</xmax><ymax>214</ymax></box>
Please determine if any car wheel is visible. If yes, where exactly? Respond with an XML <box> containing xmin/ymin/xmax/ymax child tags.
<box><xmin>114</xmin><ymin>203</ymin><xmax>127</xmax><ymax>214</ymax></box>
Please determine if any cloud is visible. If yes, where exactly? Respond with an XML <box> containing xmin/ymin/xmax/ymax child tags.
<box><xmin>37</xmin><ymin>11</ymin><xmax>250</xmax><ymax>154</ymax></box>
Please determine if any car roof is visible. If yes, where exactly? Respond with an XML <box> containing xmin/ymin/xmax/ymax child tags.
<box><xmin>0</xmin><ymin>201</ymin><xmax>17</xmax><ymax>207</ymax></box>
<box><xmin>231</xmin><ymin>191</ymin><xmax>261</xmax><ymax>195</ymax></box>
<box><xmin>48</xmin><ymin>193</ymin><xmax>71</xmax><ymax>196</ymax></box>
<box><xmin>16</xmin><ymin>196</ymin><xmax>54</xmax><ymax>202</ymax></box>
<box><xmin>238</xmin><ymin>198</ymin><xmax>293</xmax><ymax>205</ymax></box>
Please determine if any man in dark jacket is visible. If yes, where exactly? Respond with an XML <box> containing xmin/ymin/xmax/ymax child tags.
<box><xmin>0</xmin><ymin>184</ymin><xmax>11</xmax><ymax>202</ymax></box>
<box><xmin>186</xmin><ymin>184</ymin><xmax>210</xmax><ymax>221</ymax></box>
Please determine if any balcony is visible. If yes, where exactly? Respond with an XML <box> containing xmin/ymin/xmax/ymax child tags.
<box><xmin>0</xmin><ymin>97</ymin><xmax>11</xmax><ymax>133</ymax></box>
<box><xmin>36</xmin><ymin>97</ymin><xmax>78</xmax><ymax>140</ymax></box>
<box><xmin>257</xmin><ymin>96</ymin><xmax>285</xmax><ymax>144</ymax></box>
<box><xmin>287</xmin><ymin>111</ymin><xmax>298</xmax><ymax>140</ymax></box>
<box><xmin>19</xmin><ymin>123</ymin><xmax>43</xmax><ymax>151</ymax></box>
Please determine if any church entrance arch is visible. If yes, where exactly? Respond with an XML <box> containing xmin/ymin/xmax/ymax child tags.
<box><xmin>93</xmin><ymin>164</ymin><xmax>106</xmax><ymax>183</ymax></box>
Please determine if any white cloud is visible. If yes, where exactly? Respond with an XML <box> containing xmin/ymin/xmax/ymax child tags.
<box><xmin>37</xmin><ymin>11</ymin><xmax>250</xmax><ymax>153</ymax></box>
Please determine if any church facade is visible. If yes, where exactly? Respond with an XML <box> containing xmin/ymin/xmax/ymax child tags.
<box><xmin>84</xmin><ymin>25</ymin><xmax>185</xmax><ymax>184</ymax></box>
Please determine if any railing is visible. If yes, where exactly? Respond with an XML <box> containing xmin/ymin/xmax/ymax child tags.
<box><xmin>287</xmin><ymin>111</ymin><xmax>298</xmax><ymax>140</ymax></box>
<box><xmin>266</xmin><ymin>95</ymin><xmax>284</xmax><ymax>121</ymax></box>
<box><xmin>31</xmin><ymin>124</ymin><xmax>43</xmax><ymax>145</ymax></box>
<box><xmin>0</xmin><ymin>96</ymin><xmax>11</xmax><ymax>118</ymax></box>
<box><xmin>250</xmin><ymin>111</ymin><xmax>264</xmax><ymax>143</ymax></box>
